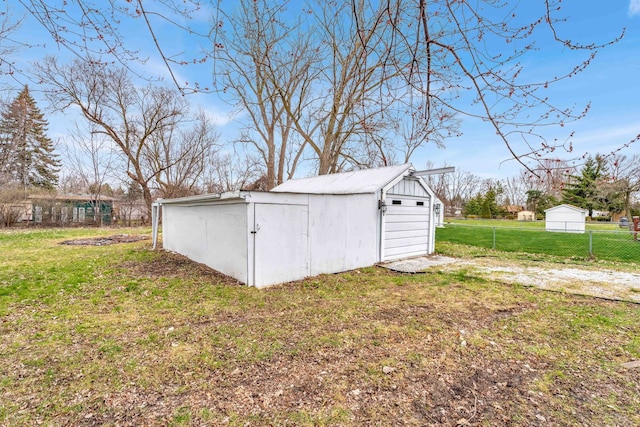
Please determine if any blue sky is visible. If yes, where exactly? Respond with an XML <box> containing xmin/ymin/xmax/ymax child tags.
<box><xmin>419</xmin><ymin>0</ymin><xmax>640</xmax><ymax>178</ymax></box>
<box><xmin>3</xmin><ymin>0</ymin><xmax>640</xmax><ymax>180</ymax></box>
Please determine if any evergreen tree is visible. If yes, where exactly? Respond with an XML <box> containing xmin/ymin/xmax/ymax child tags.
<box><xmin>526</xmin><ymin>190</ymin><xmax>558</xmax><ymax>215</ymax></box>
<box><xmin>463</xmin><ymin>193</ymin><xmax>483</xmax><ymax>216</ymax></box>
<box><xmin>0</xmin><ymin>86</ymin><xmax>60</xmax><ymax>189</ymax></box>
<box><xmin>482</xmin><ymin>187</ymin><xmax>498</xmax><ymax>219</ymax></box>
<box><xmin>562</xmin><ymin>155</ymin><xmax>607</xmax><ymax>217</ymax></box>
<box><xmin>125</xmin><ymin>180</ymin><xmax>144</xmax><ymax>201</ymax></box>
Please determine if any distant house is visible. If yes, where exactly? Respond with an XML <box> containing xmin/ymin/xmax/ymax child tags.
<box><xmin>545</xmin><ymin>204</ymin><xmax>588</xmax><ymax>233</ymax></box>
<box><xmin>29</xmin><ymin>194</ymin><xmax>114</xmax><ymax>225</ymax></box>
<box><xmin>517</xmin><ymin>210</ymin><xmax>535</xmax><ymax>221</ymax></box>
<box><xmin>505</xmin><ymin>205</ymin><xmax>524</xmax><ymax>215</ymax></box>
<box><xmin>0</xmin><ymin>200</ymin><xmax>31</xmax><ymax>226</ymax></box>
<box><xmin>590</xmin><ymin>210</ymin><xmax>609</xmax><ymax>218</ymax></box>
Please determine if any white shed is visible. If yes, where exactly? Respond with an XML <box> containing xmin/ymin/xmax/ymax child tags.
<box><xmin>154</xmin><ymin>164</ymin><xmax>438</xmax><ymax>288</ymax></box>
<box><xmin>517</xmin><ymin>210</ymin><xmax>535</xmax><ymax>221</ymax></box>
<box><xmin>545</xmin><ymin>204</ymin><xmax>588</xmax><ymax>233</ymax></box>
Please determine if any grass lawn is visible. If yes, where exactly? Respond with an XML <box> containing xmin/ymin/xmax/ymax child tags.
<box><xmin>437</xmin><ymin>222</ymin><xmax>640</xmax><ymax>264</ymax></box>
<box><xmin>447</xmin><ymin>218</ymin><xmax>621</xmax><ymax>231</ymax></box>
<box><xmin>1</xmin><ymin>228</ymin><xmax>639</xmax><ymax>425</ymax></box>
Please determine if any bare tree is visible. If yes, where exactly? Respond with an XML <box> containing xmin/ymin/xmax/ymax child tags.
<box><xmin>203</xmin><ymin>152</ymin><xmax>264</xmax><ymax>194</ymax></box>
<box><xmin>15</xmin><ymin>0</ymin><xmax>208</xmax><ymax>93</ymax></box>
<box><xmin>213</xmin><ymin>0</ymin><xmax>311</xmax><ymax>189</ymax></box>
<box><xmin>0</xmin><ymin>183</ymin><xmax>28</xmax><ymax>227</ymax></box>
<box><xmin>608</xmin><ymin>153</ymin><xmax>640</xmax><ymax>218</ymax></box>
<box><xmin>521</xmin><ymin>159</ymin><xmax>575</xmax><ymax>200</ymax></box>
<box><xmin>57</xmin><ymin>171</ymin><xmax>88</xmax><ymax>195</ymax></box>
<box><xmin>15</xmin><ymin>1</ymin><xmax>636</xmax><ymax>178</ymax></box>
<box><xmin>144</xmin><ymin>110</ymin><xmax>220</xmax><ymax>199</ymax></box>
<box><xmin>421</xmin><ymin>162</ymin><xmax>484</xmax><ymax>215</ymax></box>
<box><xmin>35</xmin><ymin>57</ymin><xmax>218</xmax><ymax>215</ymax></box>
<box><xmin>501</xmin><ymin>175</ymin><xmax>528</xmax><ymax>207</ymax></box>
<box><xmin>63</xmin><ymin>124</ymin><xmax>118</xmax><ymax>225</ymax></box>
<box><xmin>357</xmin><ymin>0</ymin><xmax>630</xmax><ymax>173</ymax></box>
<box><xmin>288</xmin><ymin>1</ymin><xmax>454</xmax><ymax>174</ymax></box>
<box><xmin>0</xmin><ymin>4</ymin><xmax>23</xmax><ymax>83</ymax></box>
<box><xmin>213</xmin><ymin>1</ymin><xmax>457</xmax><ymax>179</ymax></box>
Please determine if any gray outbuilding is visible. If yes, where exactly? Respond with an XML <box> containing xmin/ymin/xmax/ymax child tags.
<box><xmin>154</xmin><ymin>163</ymin><xmax>438</xmax><ymax>288</ymax></box>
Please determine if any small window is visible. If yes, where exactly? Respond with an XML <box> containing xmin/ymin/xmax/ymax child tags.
<box><xmin>392</xmin><ymin>200</ymin><xmax>402</xmax><ymax>205</ymax></box>
<box><xmin>416</xmin><ymin>201</ymin><xmax>424</xmax><ymax>206</ymax></box>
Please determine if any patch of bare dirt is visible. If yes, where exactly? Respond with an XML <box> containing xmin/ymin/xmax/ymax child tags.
<box><xmin>60</xmin><ymin>234</ymin><xmax>150</xmax><ymax>246</ymax></box>
<box><xmin>121</xmin><ymin>250</ymin><xmax>242</xmax><ymax>285</ymax></box>
<box><xmin>384</xmin><ymin>255</ymin><xmax>640</xmax><ymax>303</ymax></box>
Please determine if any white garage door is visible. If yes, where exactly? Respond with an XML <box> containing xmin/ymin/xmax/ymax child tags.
<box><xmin>383</xmin><ymin>195</ymin><xmax>430</xmax><ymax>260</ymax></box>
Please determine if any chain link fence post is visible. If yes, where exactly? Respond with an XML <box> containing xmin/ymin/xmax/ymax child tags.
<box><xmin>493</xmin><ymin>227</ymin><xmax>496</xmax><ymax>250</ymax></box>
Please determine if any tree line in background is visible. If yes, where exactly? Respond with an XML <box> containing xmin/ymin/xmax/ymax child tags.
<box><xmin>424</xmin><ymin>155</ymin><xmax>640</xmax><ymax>221</ymax></box>
<box><xmin>1</xmin><ymin>81</ymin><xmax>639</xmax><ymax>226</ymax></box>
<box><xmin>1</xmin><ymin>81</ymin><xmax>639</xmax><ymax>227</ymax></box>
<box><xmin>0</xmin><ymin>1</ymin><xmax>638</xmax><ymax>226</ymax></box>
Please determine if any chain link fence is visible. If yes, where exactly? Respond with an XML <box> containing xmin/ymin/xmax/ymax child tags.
<box><xmin>436</xmin><ymin>223</ymin><xmax>640</xmax><ymax>263</ymax></box>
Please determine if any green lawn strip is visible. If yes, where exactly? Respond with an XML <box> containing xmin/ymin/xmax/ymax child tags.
<box><xmin>437</xmin><ymin>224</ymin><xmax>640</xmax><ymax>264</ymax></box>
<box><xmin>1</xmin><ymin>228</ymin><xmax>639</xmax><ymax>425</ymax></box>
<box><xmin>447</xmin><ymin>218</ymin><xmax>622</xmax><ymax>231</ymax></box>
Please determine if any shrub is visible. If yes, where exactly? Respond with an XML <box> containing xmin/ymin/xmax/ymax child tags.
<box><xmin>0</xmin><ymin>185</ymin><xmax>28</xmax><ymax>227</ymax></box>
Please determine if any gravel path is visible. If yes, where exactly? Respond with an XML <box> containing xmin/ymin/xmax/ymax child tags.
<box><xmin>382</xmin><ymin>255</ymin><xmax>640</xmax><ymax>303</ymax></box>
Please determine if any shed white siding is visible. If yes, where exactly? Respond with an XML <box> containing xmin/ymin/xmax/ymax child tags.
<box><xmin>545</xmin><ymin>204</ymin><xmax>587</xmax><ymax>233</ymax></box>
<box><xmin>387</xmin><ymin>177</ymin><xmax>431</xmax><ymax>197</ymax></box>
<box><xmin>163</xmin><ymin>201</ymin><xmax>249</xmax><ymax>283</ymax></box>
<box><xmin>157</xmin><ymin>164</ymin><xmax>439</xmax><ymax>288</ymax></box>
<box><xmin>307</xmin><ymin>194</ymin><xmax>378</xmax><ymax>275</ymax></box>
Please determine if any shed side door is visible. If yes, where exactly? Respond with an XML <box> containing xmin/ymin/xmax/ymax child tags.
<box><xmin>253</xmin><ymin>203</ymin><xmax>309</xmax><ymax>288</ymax></box>
<box><xmin>383</xmin><ymin>195</ymin><xmax>430</xmax><ymax>260</ymax></box>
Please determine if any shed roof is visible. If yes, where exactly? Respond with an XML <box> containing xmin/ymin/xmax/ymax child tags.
<box><xmin>157</xmin><ymin>191</ymin><xmax>244</xmax><ymax>205</ymax></box>
<box><xmin>29</xmin><ymin>194</ymin><xmax>116</xmax><ymax>202</ymax></box>
<box><xmin>271</xmin><ymin>163</ymin><xmax>413</xmax><ymax>195</ymax></box>
<box><xmin>545</xmin><ymin>204</ymin><xmax>588</xmax><ymax>213</ymax></box>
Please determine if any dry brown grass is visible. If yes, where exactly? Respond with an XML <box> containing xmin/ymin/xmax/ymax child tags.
<box><xmin>1</xmin><ymin>228</ymin><xmax>639</xmax><ymax>426</ymax></box>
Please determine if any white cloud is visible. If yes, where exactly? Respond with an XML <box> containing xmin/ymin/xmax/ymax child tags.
<box><xmin>629</xmin><ymin>0</ymin><xmax>640</xmax><ymax>16</ymax></box>
<box><xmin>200</xmin><ymin>104</ymin><xmax>236</xmax><ymax>128</ymax></box>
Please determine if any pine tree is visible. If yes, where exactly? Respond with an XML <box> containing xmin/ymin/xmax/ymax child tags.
<box><xmin>463</xmin><ymin>193</ymin><xmax>483</xmax><ymax>216</ymax></box>
<box><xmin>561</xmin><ymin>155</ymin><xmax>607</xmax><ymax>217</ymax></box>
<box><xmin>482</xmin><ymin>187</ymin><xmax>498</xmax><ymax>219</ymax></box>
<box><xmin>0</xmin><ymin>86</ymin><xmax>60</xmax><ymax>189</ymax></box>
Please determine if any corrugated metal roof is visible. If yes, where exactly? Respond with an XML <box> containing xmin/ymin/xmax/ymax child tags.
<box><xmin>157</xmin><ymin>191</ymin><xmax>245</xmax><ymax>205</ymax></box>
<box><xmin>271</xmin><ymin>164</ymin><xmax>413</xmax><ymax>194</ymax></box>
